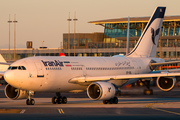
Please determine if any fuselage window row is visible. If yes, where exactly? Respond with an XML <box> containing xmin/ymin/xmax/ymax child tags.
<box><xmin>71</xmin><ymin>67</ymin><xmax>82</xmax><ymax>70</ymax></box>
<box><xmin>46</xmin><ymin>67</ymin><xmax>62</xmax><ymax>70</ymax></box>
<box><xmin>86</xmin><ymin>67</ymin><xmax>134</xmax><ymax>70</ymax></box>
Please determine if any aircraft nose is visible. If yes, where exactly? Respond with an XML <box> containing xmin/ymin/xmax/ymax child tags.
<box><xmin>4</xmin><ymin>71</ymin><xmax>14</xmax><ymax>84</ymax></box>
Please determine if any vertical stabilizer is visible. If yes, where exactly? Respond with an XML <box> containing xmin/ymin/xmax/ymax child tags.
<box><xmin>127</xmin><ymin>7</ymin><xmax>166</xmax><ymax>57</ymax></box>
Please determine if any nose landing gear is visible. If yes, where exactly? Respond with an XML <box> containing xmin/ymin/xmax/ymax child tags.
<box><xmin>26</xmin><ymin>90</ymin><xmax>35</xmax><ymax>105</ymax></box>
<box><xmin>52</xmin><ymin>92</ymin><xmax>67</xmax><ymax>104</ymax></box>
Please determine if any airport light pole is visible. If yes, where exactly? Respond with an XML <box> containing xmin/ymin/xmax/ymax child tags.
<box><xmin>67</xmin><ymin>12</ymin><xmax>72</xmax><ymax>56</ymax></box>
<box><xmin>13</xmin><ymin>14</ymin><xmax>18</xmax><ymax>62</ymax></box>
<box><xmin>73</xmin><ymin>12</ymin><xmax>78</xmax><ymax>56</ymax></box>
<box><xmin>126</xmin><ymin>16</ymin><xmax>130</xmax><ymax>55</ymax></box>
<box><xmin>8</xmin><ymin>14</ymin><xmax>12</xmax><ymax>63</ymax></box>
<box><xmin>41</xmin><ymin>41</ymin><xmax>44</xmax><ymax>48</ymax></box>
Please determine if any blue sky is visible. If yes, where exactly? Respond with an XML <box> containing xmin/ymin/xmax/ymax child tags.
<box><xmin>0</xmin><ymin>0</ymin><xmax>179</xmax><ymax>48</ymax></box>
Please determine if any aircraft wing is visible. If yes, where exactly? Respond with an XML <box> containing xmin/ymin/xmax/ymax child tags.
<box><xmin>0</xmin><ymin>71</ymin><xmax>5</xmax><ymax>76</ymax></box>
<box><xmin>69</xmin><ymin>72</ymin><xmax>180</xmax><ymax>84</ymax></box>
<box><xmin>0</xmin><ymin>62</ymin><xmax>11</xmax><ymax>65</ymax></box>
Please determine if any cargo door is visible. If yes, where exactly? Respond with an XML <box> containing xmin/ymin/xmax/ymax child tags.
<box><xmin>34</xmin><ymin>62</ymin><xmax>44</xmax><ymax>77</ymax></box>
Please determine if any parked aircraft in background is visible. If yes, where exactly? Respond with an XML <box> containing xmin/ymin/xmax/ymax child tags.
<box><xmin>1</xmin><ymin>7</ymin><xmax>180</xmax><ymax>105</ymax></box>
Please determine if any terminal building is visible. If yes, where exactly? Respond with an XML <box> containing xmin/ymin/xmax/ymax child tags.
<box><xmin>1</xmin><ymin>16</ymin><xmax>180</xmax><ymax>62</ymax></box>
<box><xmin>63</xmin><ymin>16</ymin><xmax>180</xmax><ymax>59</ymax></box>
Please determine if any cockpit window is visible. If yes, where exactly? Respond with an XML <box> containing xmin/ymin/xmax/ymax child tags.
<box><xmin>21</xmin><ymin>66</ymin><xmax>26</xmax><ymax>70</ymax></box>
<box><xmin>8</xmin><ymin>66</ymin><xmax>12</xmax><ymax>70</ymax></box>
<box><xmin>11</xmin><ymin>66</ymin><xmax>18</xmax><ymax>70</ymax></box>
<box><xmin>8</xmin><ymin>66</ymin><xmax>26</xmax><ymax>70</ymax></box>
<box><xmin>18</xmin><ymin>66</ymin><xmax>22</xmax><ymax>70</ymax></box>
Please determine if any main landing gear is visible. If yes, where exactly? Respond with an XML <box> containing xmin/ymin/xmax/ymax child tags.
<box><xmin>26</xmin><ymin>90</ymin><xmax>35</xmax><ymax>105</ymax></box>
<box><xmin>103</xmin><ymin>97</ymin><xmax>118</xmax><ymax>104</ymax></box>
<box><xmin>141</xmin><ymin>80</ymin><xmax>153</xmax><ymax>95</ymax></box>
<box><xmin>52</xmin><ymin>92</ymin><xmax>67</xmax><ymax>104</ymax></box>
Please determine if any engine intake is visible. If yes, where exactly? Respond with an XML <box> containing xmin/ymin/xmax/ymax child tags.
<box><xmin>87</xmin><ymin>82</ymin><xmax>118</xmax><ymax>100</ymax></box>
<box><xmin>156</xmin><ymin>77</ymin><xmax>176</xmax><ymax>92</ymax></box>
<box><xmin>5</xmin><ymin>84</ymin><xmax>28</xmax><ymax>100</ymax></box>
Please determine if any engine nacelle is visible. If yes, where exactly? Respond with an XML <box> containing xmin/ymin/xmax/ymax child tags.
<box><xmin>87</xmin><ymin>82</ymin><xmax>118</xmax><ymax>100</ymax></box>
<box><xmin>156</xmin><ymin>77</ymin><xmax>176</xmax><ymax>92</ymax></box>
<box><xmin>5</xmin><ymin>84</ymin><xmax>28</xmax><ymax>100</ymax></box>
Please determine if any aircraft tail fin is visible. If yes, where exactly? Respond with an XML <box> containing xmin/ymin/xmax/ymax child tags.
<box><xmin>127</xmin><ymin>7</ymin><xmax>166</xmax><ymax>57</ymax></box>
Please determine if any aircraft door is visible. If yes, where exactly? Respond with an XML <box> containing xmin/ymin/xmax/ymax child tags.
<box><xmin>34</xmin><ymin>62</ymin><xmax>44</xmax><ymax>77</ymax></box>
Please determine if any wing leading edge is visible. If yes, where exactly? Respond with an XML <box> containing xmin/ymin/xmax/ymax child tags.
<box><xmin>69</xmin><ymin>72</ymin><xmax>180</xmax><ymax>84</ymax></box>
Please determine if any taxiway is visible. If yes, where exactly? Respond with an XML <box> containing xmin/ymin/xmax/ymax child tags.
<box><xmin>0</xmin><ymin>85</ymin><xmax>180</xmax><ymax>120</ymax></box>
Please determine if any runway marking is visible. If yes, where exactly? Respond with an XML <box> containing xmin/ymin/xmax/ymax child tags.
<box><xmin>151</xmin><ymin>107</ymin><xmax>180</xmax><ymax>116</ymax></box>
<box><xmin>146</xmin><ymin>102</ymin><xmax>180</xmax><ymax>116</ymax></box>
<box><xmin>0</xmin><ymin>109</ymin><xmax>22</xmax><ymax>113</ymax></box>
<box><xmin>20</xmin><ymin>109</ymin><xmax>26</xmax><ymax>114</ymax></box>
<box><xmin>58</xmin><ymin>109</ymin><xmax>64</xmax><ymax>114</ymax></box>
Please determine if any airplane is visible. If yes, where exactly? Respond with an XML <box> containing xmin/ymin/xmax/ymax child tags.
<box><xmin>0</xmin><ymin>6</ymin><xmax>180</xmax><ymax>105</ymax></box>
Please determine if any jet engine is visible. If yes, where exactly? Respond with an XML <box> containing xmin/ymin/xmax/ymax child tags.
<box><xmin>156</xmin><ymin>77</ymin><xmax>176</xmax><ymax>92</ymax></box>
<box><xmin>4</xmin><ymin>84</ymin><xmax>28</xmax><ymax>100</ymax></box>
<box><xmin>87</xmin><ymin>82</ymin><xmax>118</xmax><ymax>100</ymax></box>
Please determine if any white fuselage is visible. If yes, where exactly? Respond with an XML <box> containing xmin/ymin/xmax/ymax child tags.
<box><xmin>4</xmin><ymin>56</ymin><xmax>156</xmax><ymax>92</ymax></box>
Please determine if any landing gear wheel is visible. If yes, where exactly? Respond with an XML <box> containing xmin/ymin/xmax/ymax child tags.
<box><xmin>26</xmin><ymin>99</ymin><xmax>30</xmax><ymax>105</ymax></box>
<box><xmin>62</xmin><ymin>97</ymin><xmax>67</xmax><ymax>104</ymax></box>
<box><xmin>26</xmin><ymin>99</ymin><xmax>35</xmax><ymax>105</ymax></box>
<box><xmin>113</xmin><ymin>97</ymin><xmax>118</xmax><ymax>104</ymax></box>
<box><xmin>103</xmin><ymin>100</ymin><xmax>108</xmax><ymax>104</ymax></box>
<box><xmin>52</xmin><ymin>96</ymin><xmax>57</xmax><ymax>104</ymax></box>
<box><xmin>103</xmin><ymin>97</ymin><xmax>118</xmax><ymax>104</ymax></box>
<box><xmin>109</xmin><ymin>98</ymin><xmax>114</xmax><ymax>104</ymax></box>
<box><xmin>52</xmin><ymin>92</ymin><xmax>68</xmax><ymax>104</ymax></box>
<box><xmin>30</xmin><ymin>99</ymin><xmax>35</xmax><ymax>105</ymax></box>
<box><xmin>57</xmin><ymin>97</ymin><xmax>63</xmax><ymax>104</ymax></box>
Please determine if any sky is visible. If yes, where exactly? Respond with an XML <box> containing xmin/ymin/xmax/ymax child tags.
<box><xmin>0</xmin><ymin>0</ymin><xmax>180</xmax><ymax>49</ymax></box>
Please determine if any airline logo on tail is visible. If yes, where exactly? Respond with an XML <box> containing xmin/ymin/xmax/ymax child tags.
<box><xmin>151</xmin><ymin>28</ymin><xmax>160</xmax><ymax>45</ymax></box>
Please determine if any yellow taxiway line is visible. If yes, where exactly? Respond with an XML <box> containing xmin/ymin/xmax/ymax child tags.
<box><xmin>146</xmin><ymin>102</ymin><xmax>180</xmax><ymax>116</ymax></box>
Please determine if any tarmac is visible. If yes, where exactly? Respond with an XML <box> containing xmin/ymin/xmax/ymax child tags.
<box><xmin>0</xmin><ymin>85</ymin><xmax>180</xmax><ymax>120</ymax></box>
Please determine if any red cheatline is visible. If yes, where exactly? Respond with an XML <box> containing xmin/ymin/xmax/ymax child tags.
<box><xmin>65</xmin><ymin>65</ymin><xmax>72</xmax><ymax>67</ymax></box>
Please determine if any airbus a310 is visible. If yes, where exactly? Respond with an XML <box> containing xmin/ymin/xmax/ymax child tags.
<box><xmin>1</xmin><ymin>6</ymin><xmax>179</xmax><ymax>105</ymax></box>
